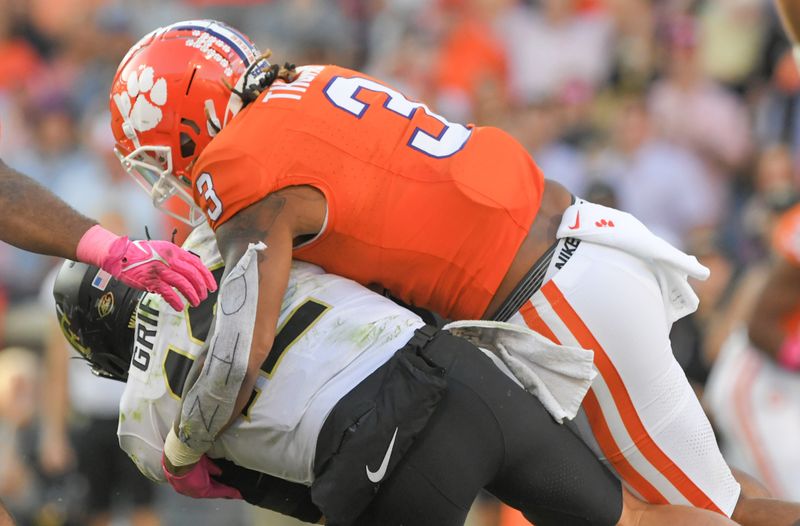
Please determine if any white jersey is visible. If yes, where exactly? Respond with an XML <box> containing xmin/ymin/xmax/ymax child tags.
<box><xmin>118</xmin><ymin>224</ymin><xmax>425</xmax><ymax>484</ymax></box>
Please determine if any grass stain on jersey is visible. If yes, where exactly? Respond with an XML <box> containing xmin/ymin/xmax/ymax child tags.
<box><xmin>349</xmin><ymin>321</ymin><xmax>385</xmax><ymax>348</ymax></box>
<box><xmin>347</xmin><ymin>316</ymin><xmax>418</xmax><ymax>349</ymax></box>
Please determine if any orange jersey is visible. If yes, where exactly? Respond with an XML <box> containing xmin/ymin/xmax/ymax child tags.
<box><xmin>772</xmin><ymin>203</ymin><xmax>800</xmax><ymax>333</ymax></box>
<box><xmin>191</xmin><ymin>65</ymin><xmax>544</xmax><ymax>318</ymax></box>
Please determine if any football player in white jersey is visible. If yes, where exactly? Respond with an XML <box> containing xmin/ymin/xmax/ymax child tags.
<box><xmin>52</xmin><ymin>224</ymin><xmax>737</xmax><ymax>526</ymax></box>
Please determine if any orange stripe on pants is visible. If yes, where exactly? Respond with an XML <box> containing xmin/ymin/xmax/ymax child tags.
<box><xmin>540</xmin><ymin>281</ymin><xmax>723</xmax><ymax>514</ymax></box>
<box><xmin>520</xmin><ymin>301</ymin><xmax>667</xmax><ymax>503</ymax></box>
<box><xmin>519</xmin><ymin>303</ymin><xmax>560</xmax><ymax>344</ymax></box>
<box><xmin>582</xmin><ymin>390</ymin><xmax>668</xmax><ymax>504</ymax></box>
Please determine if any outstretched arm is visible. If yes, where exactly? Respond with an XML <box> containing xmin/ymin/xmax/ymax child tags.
<box><xmin>0</xmin><ymin>159</ymin><xmax>95</xmax><ymax>259</ymax></box>
<box><xmin>0</xmin><ymin>159</ymin><xmax>215</xmax><ymax>309</ymax></box>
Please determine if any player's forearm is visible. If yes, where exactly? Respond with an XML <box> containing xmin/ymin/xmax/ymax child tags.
<box><xmin>777</xmin><ymin>0</ymin><xmax>800</xmax><ymax>44</ymax></box>
<box><xmin>173</xmin><ymin>195</ymin><xmax>293</xmax><ymax>457</ymax></box>
<box><xmin>0</xmin><ymin>159</ymin><xmax>96</xmax><ymax>259</ymax></box>
<box><xmin>229</xmin><ymin>360</ymin><xmax>267</xmax><ymax>425</ymax></box>
<box><xmin>191</xmin><ymin>292</ymin><xmax>278</xmax><ymax>442</ymax></box>
<box><xmin>216</xmin><ymin>195</ymin><xmax>293</xmax><ymax>430</ymax></box>
<box><xmin>166</xmin><ymin>362</ymin><xmax>267</xmax><ymax>475</ymax></box>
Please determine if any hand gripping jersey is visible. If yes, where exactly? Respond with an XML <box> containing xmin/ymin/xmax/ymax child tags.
<box><xmin>118</xmin><ymin>224</ymin><xmax>424</xmax><ymax>484</ymax></box>
<box><xmin>191</xmin><ymin>65</ymin><xmax>545</xmax><ymax>319</ymax></box>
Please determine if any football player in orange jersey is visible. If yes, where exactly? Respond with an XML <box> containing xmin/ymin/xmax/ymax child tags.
<box><xmin>109</xmin><ymin>20</ymin><xmax>800</xmax><ymax>526</ymax></box>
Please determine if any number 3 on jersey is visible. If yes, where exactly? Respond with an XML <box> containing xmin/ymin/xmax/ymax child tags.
<box><xmin>323</xmin><ymin>76</ymin><xmax>471</xmax><ymax>159</ymax></box>
<box><xmin>196</xmin><ymin>172</ymin><xmax>223</xmax><ymax>221</ymax></box>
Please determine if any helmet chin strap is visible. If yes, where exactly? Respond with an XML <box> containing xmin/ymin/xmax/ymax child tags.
<box><xmin>204</xmin><ymin>100</ymin><xmax>222</xmax><ymax>137</ymax></box>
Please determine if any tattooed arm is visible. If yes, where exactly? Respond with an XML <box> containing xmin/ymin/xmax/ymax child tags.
<box><xmin>215</xmin><ymin>192</ymin><xmax>293</xmax><ymax>419</ymax></box>
<box><xmin>0</xmin><ymin>159</ymin><xmax>96</xmax><ymax>258</ymax></box>
<box><xmin>216</xmin><ymin>186</ymin><xmax>326</xmax><ymax>421</ymax></box>
<box><xmin>165</xmin><ymin>186</ymin><xmax>326</xmax><ymax>476</ymax></box>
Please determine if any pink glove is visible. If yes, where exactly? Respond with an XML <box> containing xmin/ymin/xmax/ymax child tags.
<box><xmin>779</xmin><ymin>333</ymin><xmax>800</xmax><ymax>371</ymax></box>
<box><xmin>162</xmin><ymin>454</ymin><xmax>242</xmax><ymax>500</ymax></box>
<box><xmin>76</xmin><ymin>225</ymin><xmax>217</xmax><ymax>311</ymax></box>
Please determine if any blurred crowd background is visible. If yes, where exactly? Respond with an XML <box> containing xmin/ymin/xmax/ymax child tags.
<box><xmin>0</xmin><ymin>0</ymin><xmax>798</xmax><ymax>524</ymax></box>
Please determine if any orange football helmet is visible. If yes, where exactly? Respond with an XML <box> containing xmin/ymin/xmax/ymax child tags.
<box><xmin>109</xmin><ymin>20</ymin><xmax>267</xmax><ymax>226</ymax></box>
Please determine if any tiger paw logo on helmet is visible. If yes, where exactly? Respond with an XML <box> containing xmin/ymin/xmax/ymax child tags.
<box><xmin>114</xmin><ymin>66</ymin><xmax>168</xmax><ymax>132</ymax></box>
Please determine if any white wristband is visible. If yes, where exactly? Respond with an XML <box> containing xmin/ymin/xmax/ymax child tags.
<box><xmin>163</xmin><ymin>427</ymin><xmax>203</xmax><ymax>467</ymax></box>
<box><xmin>793</xmin><ymin>45</ymin><xmax>800</xmax><ymax>71</ymax></box>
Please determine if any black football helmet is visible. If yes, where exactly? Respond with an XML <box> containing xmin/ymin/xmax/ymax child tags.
<box><xmin>53</xmin><ymin>260</ymin><xmax>143</xmax><ymax>382</ymax></box>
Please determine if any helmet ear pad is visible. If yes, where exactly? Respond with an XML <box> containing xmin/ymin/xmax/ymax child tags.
<box><xmin>178</xmin><ymin>118</ymin><xmax>202</xmax><ymax>182</ymax></box>
<box><xmin>180</xmin><ymin>118</ymin><xmax>200</xmax><ymax>156</ymax></box>
<box><xmin>52</xmin><ymin>260</ymin><xmax>143</xmax><ymax>382</ymax></box>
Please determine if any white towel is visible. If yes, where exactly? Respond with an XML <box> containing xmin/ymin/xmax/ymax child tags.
<box><xmin>557</xmin><ymin>201</ymin><xmax>710</xmax><ymax>324</ymax></box>
<box><xmin>443</xmin><ymin>320</ymin><xmax>596</xmax><ymax>423</ymax></box>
